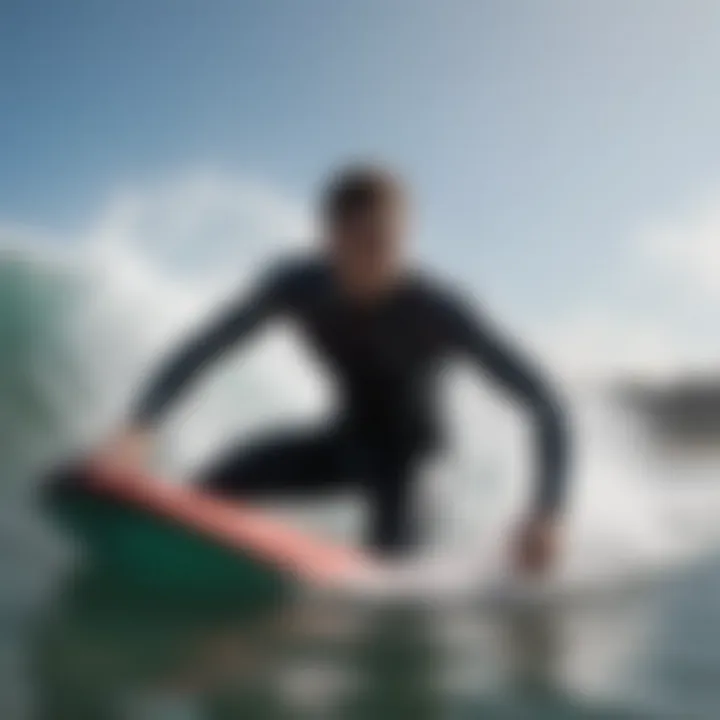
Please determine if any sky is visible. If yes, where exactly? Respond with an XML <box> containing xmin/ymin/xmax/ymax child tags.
<box><xmin>3</xmin><ymin>0</ymin><xmax>720</xmax><ymax>376</ymax></box>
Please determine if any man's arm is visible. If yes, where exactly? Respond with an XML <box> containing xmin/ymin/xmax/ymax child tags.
<box><xmin>132</xmin><ymin>264</ymin><xmax>292</xmax><ymax>426</ymax></box>
<box><xmin>440</xmin><ymin>292</ymin><xmax>569</xmax><ymax>519</ymax></box>
<box><xmin>86</xmin><ymin>262</ymin><xmax>299</xmax><ymax>479</ymax></box>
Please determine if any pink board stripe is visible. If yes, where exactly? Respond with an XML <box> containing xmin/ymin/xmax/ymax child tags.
<box><xmin>84</xmin><ymin>460</ymin><xmax>371</xmax><ymax>585</ymax></box>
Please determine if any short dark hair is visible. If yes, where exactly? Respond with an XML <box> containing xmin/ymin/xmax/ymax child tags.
<box><xmin>321</xmin><ymin>164</ymin><xmax>406</xmax><ymax>222</ymax></box>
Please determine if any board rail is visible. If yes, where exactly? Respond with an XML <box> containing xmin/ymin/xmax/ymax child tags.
<box><xmin>76</xmin><ymin>460</ymin><xmax>371</xmax><ymax>587</ymax></box>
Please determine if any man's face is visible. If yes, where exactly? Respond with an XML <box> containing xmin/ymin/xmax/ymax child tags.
<box><xmin>325</xmin><ymin>201</ymin><xmax>408</xmax><ymax>302</ymax></box>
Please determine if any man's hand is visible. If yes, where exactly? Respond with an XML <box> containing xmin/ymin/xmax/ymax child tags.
<box><xmin>513</xmin><ymin>515</ymin><xmax>561</xmax><ymax>576</ymax></box>
<box><xmin>87</xmin><ymin>426</ymin><xmax>155</xmax><ymax>479</ymax></box>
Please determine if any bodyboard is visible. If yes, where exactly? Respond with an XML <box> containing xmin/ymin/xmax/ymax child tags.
<box><xmin>45</xmin><ymin>462</ymin><xmax>371</xmax><ymax>603</ymax></box>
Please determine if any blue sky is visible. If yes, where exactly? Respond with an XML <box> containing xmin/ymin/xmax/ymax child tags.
<box><xmin>3</xmin><ymin>0</ymin><xmax>720</xmax><ymax>369</ymax></box>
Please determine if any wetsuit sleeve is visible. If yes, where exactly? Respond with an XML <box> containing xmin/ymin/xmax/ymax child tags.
<box><xmin>440</xmin><ymin>293</ymin><xmax>569</xmax><ymax>517</ymax></box>
<box><xmin>131</xmin><ymin>264</ymin><xmax>293</xmax><ymax>426</ymax></box>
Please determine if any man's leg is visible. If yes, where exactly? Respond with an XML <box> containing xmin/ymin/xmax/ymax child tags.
<box><xmin>199</xmin><ymin>427</ymin><xmax>348</xmax><ymax>500</ymax></box>
<box><xmin>201</xmin><ymin>429</ymin><xmax>427</xmax><ymax>558</ymax></box>
<box><xmin>363</xmin><ymin>450</ymin><xmax>424</xmax><ymax>557</ymax></box>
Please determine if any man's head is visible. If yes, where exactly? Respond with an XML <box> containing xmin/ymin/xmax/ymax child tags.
<box><xmin>320</xmin><ymin>164</ymin><xmax>410</xmax><ymax>302</ymax></box>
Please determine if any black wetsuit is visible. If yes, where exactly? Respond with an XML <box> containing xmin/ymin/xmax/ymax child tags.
<box><xmin>132</xmin><ymin>257</ymin><xmax>569</xmax><ymax>556</ymax></box>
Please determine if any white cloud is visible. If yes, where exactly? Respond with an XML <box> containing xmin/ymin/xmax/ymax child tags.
<box><xmin>636</xmin><ymin>185</ymin><xmax>720</xmax><ymax>301</ymax></box>
<box><xmin>83</xmin><ymin>169</ymin><xmax>313</xmax><ymax>284</ymax></box>
<box><xmin>520</xmin><ymin>185</ymin><xmax>720</xmax><ymax>384</ymax></box>
<box><xmin>533</xmin><ymin>311</ymin><xmax>680</xmax><ymax>384</ymax></box>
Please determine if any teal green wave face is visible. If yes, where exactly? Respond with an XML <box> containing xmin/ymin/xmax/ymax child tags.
<box><xmin>0</xmin><ymin>256</ymin><xmax>90</xmax><ymax>476</ymax></box>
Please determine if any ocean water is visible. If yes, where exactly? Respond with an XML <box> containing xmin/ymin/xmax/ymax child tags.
<box><xmin>4</xmin><ymin>243</ymin><xmax>720</xmax><ymax>719</ymax></box>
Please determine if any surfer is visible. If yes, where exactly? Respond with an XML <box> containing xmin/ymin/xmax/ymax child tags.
<box><xmin>90</xmin><ymin>165</ymin><xmax>569</xmax><ymax>573</ymax></box>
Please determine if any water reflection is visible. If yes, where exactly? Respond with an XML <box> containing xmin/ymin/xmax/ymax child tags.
<box><xmin>28</xmin><ymin>564</ymin><xmax>670</xmax><ymax>719</ymax></box>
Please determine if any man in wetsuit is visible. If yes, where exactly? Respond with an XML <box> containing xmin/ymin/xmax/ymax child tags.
<box><xmin>92</xmin><ymin>165</ymin><xmax>569</xmax><ymax>572</ymax></box>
